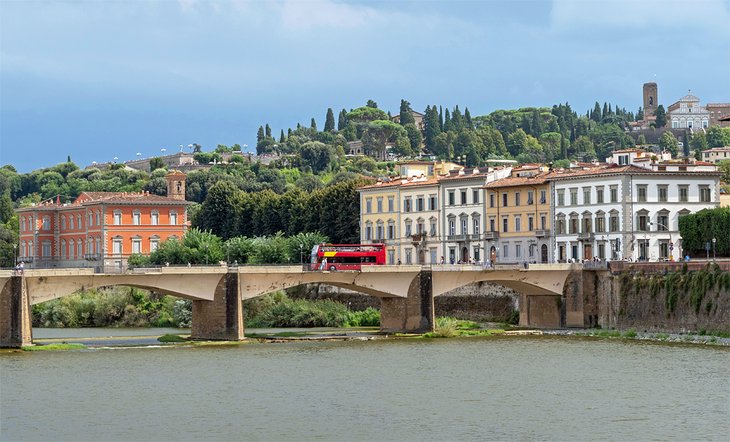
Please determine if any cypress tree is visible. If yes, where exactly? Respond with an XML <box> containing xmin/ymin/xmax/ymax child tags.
<box><xmin>423</xmin><ymin>105</ymin><xmax>442</xmax><ymax>152</ymax></box>
<box><xmin>451</xmin><ymin>105</ymin><xmax>463</xmax><ymax>131</ymax></box>
<box><xmin>280</xmin><ymin>129</ymin><xmax>286</xmax><ymax>143</ymax></box>
<box><xmin>399</xmin><ymin>99</ymin><xmax>415</xmax><ymax>126</ymax></box>
<box><xmin>531</xmin><ymin>109</ymin><xmax>542</xmax><ymax>136</ymax></box>
<box><xmin>324</xmin><ymin>108</ymin><xmax>335</xmax><ymax>132</ymax></box>
<box><xmin>464</xmin><ymin>107</ymin><xmax>473</xmax><ymax>129</ymax></box>
<box><xmin>288</xmin><ymin>128</ymin><xmax>293</xmax><ymax>137</ymax></box>
<box><xmin>439</xmin><ymin>106</ymin><xmax>444</xmax><ymax>130</ymax></box>
<box><xmin>655</xmin><ymin>105</ymin><xmax>667</xmax><ymax>128</ymax></box>
<box><xmin>591</xmin><ymin>102</ymin><xmax>601</xmax><ymax>122</ymax></box>
<box><xmin>265</xmin><ymin>124</ymin><xmax>272</xmax><ymax>139</ymax></box>
<box><xmin>338</xmin><ymin>109</ymin><xmax>347</xmax><ymax>131</ymax></box>
<box><xmin>257</xmin><ymin>126</ymin><xmax>265</xmax><ymax>143</ymax></box>
<box><xmin>682</xmin><ymin>131</ymin><xmax>690</xmax><ymax>157</ymax></box>
<box><xmin>444</xmin><ymin>108</ymin><xmax>452</xmax><ymax>132</ymax></box>
<box><xmin>310</xmin><ymin>118</ymin><xmax>317</xmax><ymax>131</ymax></box>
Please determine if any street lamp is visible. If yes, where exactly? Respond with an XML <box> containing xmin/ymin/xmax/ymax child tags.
<box><xmin>713</xmin><ymin>237</ymin><xmax>717</xmax><ymax>261</ymax></box>
<box><xmin>13</xmin><ymin>243</ymin><xmax>17</xmax><ymax>265</ymax></box>
<box><xmin>299</xmin><ymin>244</ymin><xmax>303</xmax><ymax>265</ymax></box>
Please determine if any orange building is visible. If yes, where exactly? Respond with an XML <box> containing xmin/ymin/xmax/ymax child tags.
<box><xmin>16</xmin><ymin>171</ymin><xmax>190</xmax><ymax>270</ymax></box>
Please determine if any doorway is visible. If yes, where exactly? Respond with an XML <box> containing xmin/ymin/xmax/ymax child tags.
<box><xmin>541</xmin><ymin>244</ymin><xmax>548</xmax><ymax>263</ymax></box>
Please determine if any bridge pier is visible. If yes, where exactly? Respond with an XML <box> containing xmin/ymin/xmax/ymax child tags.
<box><xmin>380</xmin><ymin>270</ymin><xmax>434</xmax><ymax>333</ymax></box>
<box><xmin>190</xmin><ymin>272</ymin><xmax>244</xmax><ymax>341</ymax></box>
<box><xmin>0</xmin><ymin>276</ymin><xmax>33</xmax><ymax>348</ymax></box>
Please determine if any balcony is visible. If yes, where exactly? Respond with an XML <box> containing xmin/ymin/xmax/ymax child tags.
<box><xmin>84</xmin><ymin>253</ymin><xmax>102</xmax><ymax>261</ymax></box>
<box><xmin>534</xmin><ymin>229</ymin><xmax>549</xmax><ymax>238</ymax></box>
<box><xmin>483</xmin><ymin>231</ymin><xmax>499</xmax><ymax>240</ymax></box>
<box><xmin>577</xmin><ymin>231</ymin><xmax>594</xmax><ymax>241</ymax></box>
<box><xmin>469</xmin><ymin>233</ymin><xmax>481</xmax><ymax>241</ymax></box>
<box><xmin>447</xmin><ymin>234</ymin><xmax>466</xmax><ymax>242</ymax></box>
<box><xmin>410</xmin><ymin>233</ymin><xmax>427</xmax><ymax>246</ymax></box>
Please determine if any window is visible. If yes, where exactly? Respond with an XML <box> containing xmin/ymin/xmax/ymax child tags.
<box><xmin>461</xmin><ymin>218</ymin><xmax>468</xmax><ymax>235</ymax></box>
<box><xmin>473</xmin><ymin>190</ymin><xmax>479</xmax><ymax>204</ymax></box>
<box><xmin>637</xmin><ymin>213</ymin><xmax>649</xmax><ymax>231</ymax></box>
<box><xmin>596</xmin><ymin>187</ymin><xmax>604</xmax><ymax>204</ymax></box>
<box><xmin>416</xmin><ymin>196</ymin><xmax>424</xmax><ymax>211</ymax></box>
<box><xmin>403</xmin><ymin>197</ymin><xmax>412</xmax><ymax>212</ymax></box>
<box><xmin>569</xmin><ymin>217</ymin><xmax>578</xmax><ymax>234</ymax></box>
<box><xmin>610</xmin><ymin>186</ymin><xmax>618</xmax><ymax>203</ymax></box>
<box><xmin>170</xmin><ymin>211</ymin><xmax>178</xmax><ymax>225</ymax></box>
<box><xmin>570</xmin><ymin>189</ymin><xmax>578</xmax><ymax>205</ymax></box>
<box><xmin>515</xmin><ymin>216</ymin><xmax>521</xmax><ymax>232</ymax></box>
<box><xmin>405</xmin><ymin>248</ymin><xmax>412</xmax><ymax>265</ymax></box>
<box><xmin>405</xmin><ymin>221</ymin><xmax>413</xmax><ymax>237</ymax></box>
<box><xmin>596</xmin><ymin>216</ymin><xmax>605</xmax><ymax>233</ymax></box>
<box><xmin>151</xmin><ymin>211</ymin><xmax>159</xmax><ymax>226</ymax></box>
<box><xmin>502</xmin><ymin>217</ymin><xmax>509</xmax><ymax>233</ymax></box>
<box><xmin>527</xmin><ymin>191</ymin><xmax>534</xmax><ymax>205</ymax></box>
<box><xmin>556</xmin><ymin>218</ymin><xmax>565</xmax><ymax>234</ymax></box>
<box><xmin>700</xmin><ymin>186</ymin><xmax>711</xmax><ymax>202</ymax></box>
<box><xmin>365</xmin><ymin>223</ymin><xmax>372</xmax><ymax>241</ymax></box>
<box><xmin>657</xmin><ymin>214</ymin><xmax>669</xmax><ymax>231</ymax></box>
<box><xmin>133</xmin><ymin>211</ymin><xmax>141</xmax><ymax>225</ymax></box>
<box><xmin>528</xmin><ymin>216</ymin><xmax>534</xmax><ymax>231</ymax></box>
<box><xmin>95</xmin><ymin>238</ymin><xmax>100</xmax><ymax>255</ymax></box>
<box><xmin>42</xmin><ymin>217</ymin><xmax>50</xmax><ymax>230</ymax></box>
<box><xmin>515</xmin><ymin>244</ymin><xmax>521</xmax><ymax>258</ymax></box>
<box><xmin>376</xmin><ymin>197</ymin><xmax>383</xmax><ymax>213</ymax></box>
<box><xmin>132</xmin><ymin>238</ymin><xmax>142</xmax><ymax>254</ymax></box>
<box><xmin>473</xmin><ymin>218</ymin><xmax>480</xmax><ymax>235</ymax></box>
<box><xmin>388</xmin><ymin>222</ymin><xmax>395</xmax><ymax>240</ymax></box>
<box><xmin>430</xmin><ymin>220</ymin><xmax>436</xmax><ymax>236</ymax></box>
<box><xmin>502</xmin><ymin>244</ymin><xmax>509</xmax><ymax>258</ymax></box>
<box><xmin>428</xmin><ymin>195</ymin><xmax>437</xmax><ymax>211</ymax></box>
<box><xmin>489</xmin><ymin>193</ymin><xmax>495</xmax><ymax>208</ymax></box>
<box><xmin>557</xmin><ymin>190</ymin><xmax>565</xmax><ymax>206</ymax></box>
<box><xmin>502</xmin><ymin>193</ymin><xmax>508</xmax><ymax>207</ymax></box>
<box><xmin>150</xmin><ymin>238</ymin><xmax>159</xmax><ymax>252</ymax></box>
<box><xmin>582</xmin><ymin>217</ymin><xmax>592</xmax><ymax>233</ymax></box>
<box><xmin>113</xmin><ymin>211</ymin><xmax>122</xmax><ymax>225</ymax></box>
<box><xmin>88</xmin><ymin>213</ymin><xmax>93</xmax><ymax>226</ymax></box>
<box><xmin>515</xmin><ymin>192</ymin><xmax>521</xmax><ymax>206</ymax></box>
<box><xmin>376</xmin><ymin>222</ymin><xmax>384</xmax><ymax>240</ymax></box>
<box><xmin>388</xmin><ymin>196</ymin><xmax>394</xmax><ymax>212</ymax></box>
<box><xmin>59</xmin><ymin>217</ymin><xmax>64</xmax><ymax>230</ymax></box>
<box><xmin>473</xmin><ymin>247</ymin><xmax>480</xmax><ymax>263</ymax></box>
<box><xmin>540</xmin><ymin>190</ymin><xmax>546</xmax><ymax>204</ymax></box>
<box><xmin>366</xmin><ymin>198</ymin><xmax>372</xmax><ymax>213</ymax></box>
<box><xmin>461</xmin><ymin>190</ymin><xmax>467</xmax><ymax>205</ymax></box>
<box><xmin>637</xmin><ymin>185</ymin><xmax>647</xmax><ymax>202</ymax></box>
<box><xmin>77</xmin><ymin>240</ymin><xmax>83</xmax><ymax>258</ymax></box>
<box><xmin>388</xmin><ymin>250</ymin><xmax>395</xmax><ymax>265</ymax></box>
<box><xmin>448</xmin><ymin>191</ymin><xmax>455</xmax><ymax>206</ymax></box>
<box><xmin>540</xmin><ymin>215</ymin><xmax>546</xmax><ymax>230</ymax></box>
<box><xmin>609</xmin><ymin>214</ymin><xmax>619</xmax><ymax>232</ymax></box>
<box><xmin>69</xmin><ymin>215</ymin><xmax>75</xmax><ymax>229</ymax></box>
<box><xmin>448</xmin><ymin>219</ymin><xmax>455</xmax><ymax>236</ymax></box>
<box><xmin>42</xmin><ymin>241</ymin><xmax>51</xmax><ymax>257</ymax></box>
<box><xmin>96</xmin><ymin>212</ymin><xmax>100</xmax><ymax>225</ymax></box>
<box><xmin>430</xmin><ymin>248</ymin><xmax>437</xmax><ymax>264</ymax></box>
<box><xmin>658</xmin><ymin>185</ymin><xmax>668</xmax><ymax>202</ymax></box>
<box><xmin>679</xmin><ymin>185</ymin><xmax>689</xmax><ymax>202</ymax></box>
<box><xmin>583</xmin><ymin>188</ymin><xmax>591</xmax><ymax>205</ymax></box>
<box><xmin>489</xmin><ymin>217</ymin><xmax>496</xmax><ymax>232</ymax></box>
<box><xmin>77</xmin><ymin>215</ymin><xmax>82</xmax><ymax>229</ymax></box>
<box><xmin>60</xmin><ymin>240</ymin><xmax>66</xmax><ymax>259</ymax></box>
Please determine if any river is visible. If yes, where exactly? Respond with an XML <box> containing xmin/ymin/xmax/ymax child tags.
<box><xmin>1</xmin><ymin>329</ymin><xmax>728</xmax><ymax>441</ymax></box>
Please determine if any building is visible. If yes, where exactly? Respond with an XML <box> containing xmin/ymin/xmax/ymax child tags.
<box><xmin>701</xmin><ymin>147</ymin><xmax>730</xmax><ymax>164</ymax></box>
<box><xmin>484</xmin><ymin>168</ymin><xmax>551</xmax><ymax>264</ymax></box>
<box><xmin>16</xmin><ymin>171</ymin><xmax>191</xmax><ymax>270</ymax></box>
<box><xmin>707</xmin><ymin>103</ymin><xmax>730</xmax><ymax>128</ymax></box>
<box><xmin>549</xmin><ymin>151</ymin><xmax>721</xmax><ymax>263</ymax></box>
<box><xmin>398</xmin><ymin>160</ymin><xmax>461</xmax><ymax>179</ymax></box>
<box><xmin>390</xmin><ymin>110</ymin><xmax>425</xmax><ymax>131</ymax></box>
<box><xmin>643</xmin><ymin>82</ymin><xmax>658</xmax><ymax>118</ymax></box>
<box><xmin>668</xmin><ymin>91</ymin><xmax>710</xmax><ymax>130</ymax></box>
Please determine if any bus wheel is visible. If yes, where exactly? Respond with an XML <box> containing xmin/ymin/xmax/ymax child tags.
<box><xmin>329</xmin><ymin>265</ymin><xmax>336</xmax><ymax>271</ymax></box>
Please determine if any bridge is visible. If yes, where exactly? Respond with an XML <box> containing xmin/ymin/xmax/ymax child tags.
<box><xmin>0</xmin><ymin>264</ymin><xmax>578</xmax><ymax>347</ymax></box>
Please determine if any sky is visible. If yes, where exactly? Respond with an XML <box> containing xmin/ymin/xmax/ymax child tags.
<box><xmin>1</xmin><ymin>0</ymin><xmax>729</xmax><ymax>172</ymax></box>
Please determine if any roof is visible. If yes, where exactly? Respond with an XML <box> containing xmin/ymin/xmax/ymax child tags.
<box><xmin>485</xmin><ymin>174</ymin><xmax>548</xmax><ymax>189</ymax></box>
<box><xmin>703</xmin><ymin>147</ymin><xmax>730</xmax><ymax>152</ymax></box>
<box><xmin>359</xmin><ymin>176</ymin><xmax>439</xmax><ymax>190</ymax></box>
<box><xmin>547</xmin><ymin>164</ymin><xmax>721</xmax><ymax>180</ymax></box>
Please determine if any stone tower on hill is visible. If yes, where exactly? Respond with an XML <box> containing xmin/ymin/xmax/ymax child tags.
<box><xmin>643</xmin><ymin>82</ymin><xmax>658</xmax><ymax>118</ymax></box>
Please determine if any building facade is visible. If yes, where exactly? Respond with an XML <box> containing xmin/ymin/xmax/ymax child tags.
<box><xmin>702</xmin><ymin>147</ymin><xmax>730</xmax><ymax>164</ymax></box>
<box><xmin>485</xmin><ymin>171</ymin><xmax>551</xmax><ymax>264</ymax></box>
<box><xmin>668</xmin><ymin>92</ymin><xmax>710</xmax><ymax>130</ymax></box>
<box><xmin>440</xmin><ymin>170</ymin><xmax>490</xmax><ymax>264</ymax></box>
<box><xmin>17</xmin><ymin>171</ymin><xmax>190</xmax><ymax>270</ymax></box>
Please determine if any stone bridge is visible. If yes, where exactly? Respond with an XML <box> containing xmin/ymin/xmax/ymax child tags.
<box><xmin>0</xmin><ymin>263</ymin><xmax>577</xmax><ymax>347</ymax></box>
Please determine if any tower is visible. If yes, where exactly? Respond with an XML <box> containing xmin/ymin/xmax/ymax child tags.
<box><xmin>643</xmin><ymin>82</ymin><xmax>658</xmax><ymax>118</ymax></box>
<box><xmin>165</xmin><ymin>170</ymin><xmax>187</xmax><ymax>201</ymax></box>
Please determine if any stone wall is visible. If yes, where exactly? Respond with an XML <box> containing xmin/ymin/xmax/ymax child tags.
<box><xmin>288</xmin><ymin>281</ymin><xmax>519</xmax><ymax>323</ymax></box>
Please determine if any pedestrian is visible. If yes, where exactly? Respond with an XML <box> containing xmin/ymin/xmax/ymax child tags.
<box><xmin>397</xmin><ymin>259</ymin><xmax>402</xmax><ymax>265</ymax></box>
<box><xmin>440</xmin><ymin>256</ymin><xmax>445</xmax><ymax>264</ymax></box>
<box><xmin>319</xmin><ymin>257</ymin><xmax>327</xmax><ymax>271</ymax></box>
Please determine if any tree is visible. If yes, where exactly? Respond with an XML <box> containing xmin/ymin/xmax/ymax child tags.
<box><xmin>423</xmin><ymin>105</ymin><xmax>442</xmax><ymax>153</ymax></box>
<box><xmin>717</xmin><ymin>160</ymin><xmax>730</xmax><ymax>184</ymax></box>
<box><xmin>659</xmin><ymin>131</ymin><xmax>679</xmax><ymax>157</ymax></box>
<box><xmin>324</xmin><ymin>108</ymin><xmax>335</xmax><ymax>132</ymax></box>
<box><xmin>366</xmin><ymin>99</ymin><xmax>378</xmax><ymax>108</ymax></box>
<box><xmin>310</xmin><ymin>118</ymin><xmax>317</xmax><ymax>131</ymax></box>
<box><xmin>299</xmin><ymin>141</ymin><xmax>334</xmax><ymax>174</ymax></box>
<box><xmin>149</xmin><ymin>157</ymin><xmax>165</xmax><ymax>172</ymax></box>
<box><xmin>399</xmin><ymin>99</ymin><xmax>415</xmax><ymax>126</ymax></box>
<box><xmin>706</xmin><ymin>126</ymin><xmax>730</xmax><ymax>148</ymax></box>
<box><xmin>196</xmin><ymin>181</ymin><xmax>242</xmax><ymax>238</ymax></box>
<box><xmin>464</xmin><ymin>107</ymin><xmax>473</xmax><ymax>130</ymax></box>
<box><xmin>361</xmin><ymin>120</ymin><xmax>409</xmax><ymax>160</ymax></box>
<box><xmin>404</xmin><ymin>124</ymin><xmax>423</xmax><ymax>153</ymax></box>
<box><xmin>678</xmin><ymin>207</ymin><xmax>730</xmax><ymax>257</ymax></box>
<box><xmin>257</xmin><ymin>126</ymin><xmax>265</xmax><ymax>144</ymax></box>
<box><xmin>280</xmin><ymin>129</ymin><xmax>286</xmax><ymax>143</ymax></box>
<box><xmin>682</xmin><ymin>131</ymin><xmax>690</xmax><ymax>157</ymax></box>
<box><xmin>654</xmin><ymin>105</ymin><xmax>666</xmax><ymax>128</ymax></box>
<box><xmin>636</xmin><ymin>107</ymin><xmax>644</xmax><ymax>121</ymax></box>
<box><xmin>690</xmin><ymin>132</ymin><xmax>708</xmax><ymax>155</ymax></box>
<box><xmin>265</xmin><ymin>124</ymin><xmax>272</xmax><ymax>139</ymax></box>
<box><xmin>337</xmin><ymin>109</ymin><xmax>347</xmax><ymax>131</ymax></box>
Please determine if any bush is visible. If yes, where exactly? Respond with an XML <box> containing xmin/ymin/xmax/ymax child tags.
<box><xmin>344</xmin><ymin>307</ymin><xmax>380</xmax><ymax>327</ymax></box>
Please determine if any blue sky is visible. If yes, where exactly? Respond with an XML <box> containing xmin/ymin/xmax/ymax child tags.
<box><xmin>1</xmin><ymin>0</ymin><xmax>729</xmax><ymax>172</ymax></box>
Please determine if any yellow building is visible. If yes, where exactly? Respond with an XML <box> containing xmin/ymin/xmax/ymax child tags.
<box><xmin>358</xmin><ymin>180</ymin><xmax>401</xmax><ymax>264</ymax></box>
<box><xmin>484</xmin><ymin>173</ymin><xmax>552</xmax><ymax>263</ymax></box>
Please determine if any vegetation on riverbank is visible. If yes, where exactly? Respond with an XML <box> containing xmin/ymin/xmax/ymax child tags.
<box><xmin>244</xmin><ymin>292</ymin><xmax>380</xmax><ymax>328</ymax></box>
<box><xmin>22</xmin><ymin>343</ymin><xmax>86</xmax><ymax>351</ymax></box>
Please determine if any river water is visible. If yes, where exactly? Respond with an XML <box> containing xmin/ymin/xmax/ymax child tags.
<box><xmin>1</xmin><ymin>330</ymin><xmax>728</xmax><ymax>441</ymax></box>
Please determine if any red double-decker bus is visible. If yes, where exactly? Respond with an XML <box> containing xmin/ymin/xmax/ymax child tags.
<box><xmin>310</xmin><ymin>243</ymin><xmax>386</xmax><ymax>271</ymax></box>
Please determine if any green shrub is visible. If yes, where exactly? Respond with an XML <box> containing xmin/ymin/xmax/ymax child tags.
<box><xmin>344</xmin><ymin>307</ymin><xmax>380</xmax><ymax>327</ymax></box>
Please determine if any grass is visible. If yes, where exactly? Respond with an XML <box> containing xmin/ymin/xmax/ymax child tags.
<box><xmin>23</xmin><ymin>343</ymin><xmax>86</xmax><ymax>351</ymax></box>
<box><xmin>157</xmin><ymin>334</ymin><xmax>188</xmax><ymax>343</ymax></box>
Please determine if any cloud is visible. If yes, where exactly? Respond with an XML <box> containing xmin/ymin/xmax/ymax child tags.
<box><xmin>550</xmin><ymin>0</ymin><xmax>730</xmax><ymax>33</ymax></box>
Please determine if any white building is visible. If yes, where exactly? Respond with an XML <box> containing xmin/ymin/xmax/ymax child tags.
<box><xmin>668</xmin><ymin>92</ymin><xmax>710</xmax><ymax>130</ymax></box>
<box><xmin>399</xmin><ymin>177</ymin><xmax>441</xmax><ymax>264</ymax></box>
<box><xmin>702</xmin><ymin>147</ymin><xmax>730</xmax><ymax>164</ymax></box>
<box><xmin>551</xmin><ymin>151</ymin><xmax>721</xmax><ymax>262</ymax></box>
